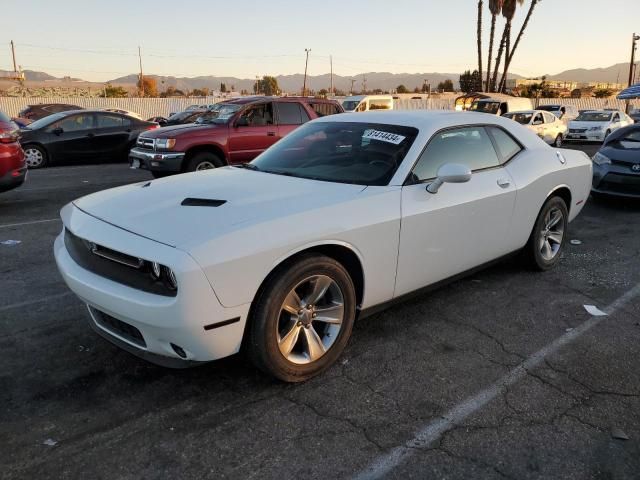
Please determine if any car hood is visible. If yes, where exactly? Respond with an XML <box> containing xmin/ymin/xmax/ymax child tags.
<box><xmin>600</xmin><ymin>144</ymin><xmax>640</xmax><ymax>164</ymax></box>
<box><xmin>72</xmin><ymin>167</ymin><xmax>365</xmax><ymax>249</ymax></box>
<box><xmin>140</xmin><ymin>123</ymin><xmax>222</xmax><ymax>138</ymax></box>
<box><xmin>569</xmin><ymin>121</ymin><xmax>609</xmax><ymax>129</ymax></box>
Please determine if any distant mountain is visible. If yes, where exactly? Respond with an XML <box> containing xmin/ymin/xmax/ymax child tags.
<box><xmin>0</xmin><ymin>69</ymin><xmax>83</xmax><ymax>82</ymax></box>
<box><xmin>547</xmin><ymin>62</ymin><xmax>630</xmax><ymax>83</ymax></box>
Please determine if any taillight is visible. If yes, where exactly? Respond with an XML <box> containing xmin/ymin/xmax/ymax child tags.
<box><xmin>0</xmin><ymin>130</ymin><xmax>18</xmax><ymax>143</ymax></box>
<box><xmin>146</xmin><ymin>124</ymin><xmax>160</xmax><ymax>130</ymax></box>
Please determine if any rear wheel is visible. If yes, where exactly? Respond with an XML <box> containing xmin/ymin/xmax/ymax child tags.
<box><xmin>523</xmin><ymin>196</ymin><xmax>569</xmax><ymax>271</ymax></box>
<box><xmin>248</xmin><ymin>254</ymin><xmax>356</xmax><ymax>382</ymax></box>
<box><xmin>23</xmin><ymin>145</ymin><xmax>48</xmax><ymax>168</ymax></box>
<box><xmin>185</xmin><ymin>152</ymin><xmax>224</xmax><ymax>172</ymax></box>
<box><xmin>554</xmin><ymin>134</ymin><xmax>563</xmax><ymax>147</ymax></box>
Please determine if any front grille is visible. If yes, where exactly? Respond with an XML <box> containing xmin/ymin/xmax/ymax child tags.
<box><xmin>64</xmin><ymin>228</ymin><xmax>177</xmax><ymax>297</ymax></box>
<box><xmin>569</xmin><ymin>128</ymin><xmax>587</xmax><ymax>133</ymax></box>
<box><xmin>137</xmin><ymin>137</ymin><xmax>155</xmax><ymax>150</ymax></box>
<box><xmin>92</xmin><ymin>308</ymin><xmax>146</xmax><ymax>347</ymax></box>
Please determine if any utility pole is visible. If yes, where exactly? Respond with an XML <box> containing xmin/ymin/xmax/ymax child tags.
<box><xmin>10</xmin><ymin>40</ymin><xmax>17</xmax><ymax>73</ymax></box>
<box><xmin>350</xmin><ymin>78</ymin><xmax>356</xmax><ymax>95</ymax></box>
<box><xmin>9</xmin><ymin>40</ymin><xmax>24</xmax><ymax>87</ymax></box>
<box><xmin>138</xmin><ymin>46</ymin><xmax>144</xmax><ymax>97</ymax></box>
<box><xmin>302</xmin><ymin>48</ymin><xmax>311</xmax><ymax>96</ymax></box>
<box><xmin>629</xmin><ymin>33</ymin><xmax>639</xmax><ymax>87</ymax></box>
<box><xmin>330</xmin><ymin>55</ymin><xmax>333</xmax><ymax>96</ymax></box>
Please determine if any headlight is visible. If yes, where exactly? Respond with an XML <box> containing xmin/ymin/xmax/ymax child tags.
<box><xmin>592</xmin><ymin>152</ymin><xmax>611</xmax><ymax>165</ymax></box>
<box><xmin>587</xmin><ymin>126</ymin><xmax>603</xmax><ymax>132</ymax></box>
<box><xmin>155</xmin><ymin>138</ymin><xmax>176</xmax><ymax>150</ymax></box>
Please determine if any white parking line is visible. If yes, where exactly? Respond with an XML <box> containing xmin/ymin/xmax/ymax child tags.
<box><xmin>353</xmin><ymin>282</ymin><xmax>640</xmax><ymax>480</ymax></box>
<box><xmin>0</xmin><ymin>218</ymin><xmax>60</xmax><ymax>229</ymax></box>
<box><xmin>0</xmin><ymin>292</ymin><xmax>74</xmax><ymax>313</ymax></box>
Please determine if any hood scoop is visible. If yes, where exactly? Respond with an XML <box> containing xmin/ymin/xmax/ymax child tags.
<box><xmin>181</xmin><ymin>198</ymin><xmax>226</xmax><ymax>207</ymax></box>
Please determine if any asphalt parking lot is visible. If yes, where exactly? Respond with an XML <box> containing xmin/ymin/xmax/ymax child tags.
<box><xmin>2</xmin><ymin>146</ymin><xmax>639</xmax><ymax>479</ymax></box>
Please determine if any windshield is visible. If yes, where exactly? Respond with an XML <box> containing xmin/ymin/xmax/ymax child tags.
<box><xmin>25</xmin><ymin>113</ymin><xmax>66</xmax><ymax>130</ymax></box>
<box><xmin>470</xmin><ymin>101</ymin><xmax>500</xmax><ymax>114</ymax></box>
<box><xmin>575</xmin><ymin>112</ymin><xmax>612</xmax><ymax>122</ymax></box>
<box><xmin>504</xmin><ymin>112</ymin><xmax>533</xmax><ymax>125</ymax></box>
<box><xmin>617</xmin><ymin>129</ymin><xmax>640</xmax><ymax>149</ymax></box>
<box><xmin>342</xmin><ymin>101</ymin><xmax>360</xmax><ymax>111</ymax></box>
<box><xmin>250</xmin><ymin>121</ymin><xmax>418</xmax><ymax>186</ymax></box>
<box><xmin>197</xmin><ymin>104</ymin><xmax>242</xmax><ymax>124</ymax></box>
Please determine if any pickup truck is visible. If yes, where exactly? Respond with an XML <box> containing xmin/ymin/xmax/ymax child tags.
<box><xmin>129</xmin><ymin>96</ymin><xmax>343</xmax><ymax>177</ymax></box>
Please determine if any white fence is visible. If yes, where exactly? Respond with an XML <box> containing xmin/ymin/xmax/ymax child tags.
<box><xmin>0</xmin><ymin>96</ymin><xmax>224</xmax><ymax>119</ymax></box>
<box><xmin>0</xmin><ymin>96</ymin><xmax>637</xmax><ymax>119</ymax></box>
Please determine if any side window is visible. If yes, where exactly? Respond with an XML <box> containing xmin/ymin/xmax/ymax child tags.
<box><xmin>277</xmin><ymin>102</ymin><xmax>307</xmax><ymax>125</ymax></box>
<box><xmin>308</xmin><ymin>102</ymin><xmax>340</xmax><ymax>117</ymax></box>
<box><xmin>355</xmin><ymin>102</ymin><xmax>367</xmax><ymax>112</ymax></box>
<box><xmin>411</xmin><ymin>126</ymin><xmax>500</xmax><ymax>181</ymax></box>
<box><xmin>533</xmin><ymin>113</ymin><xmax>544</xmax><ymax>124</ymax></box>
<box><xmin>543</xmin><ymin>112</ymin><xmax>556</xmax><ymax>123</ymax></box>
<box><xmin>488</xmin><ymin>127</ymin><xmax>522</xmax><ymax>163</ymax></box>
<box><xmin>612</xmin><ymin>114</ymin><xmax>620</xmax><ymax>122</ymax></box>
<box><xmin>239</xmin><ymin>103</ymin><xmax>274</xmax><ymax>126</ymax></box>
<box><xmin>96</xmin><ymin>114</ymin><xmax>124</xmax><ymax>128</ymax></box>
<box><xmin>55</xmin><ymin>114</ymin><xmax>94</xmax><ymax>132</ymax></box>
<box><xmin>368</xmin><ymin>100</ymin><xmax>391</xmax><ymax>110</ymax></box>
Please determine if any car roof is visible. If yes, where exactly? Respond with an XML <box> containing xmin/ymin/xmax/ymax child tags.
<box><xmin>505</xmin><ymin>110</ymin><xmax>545</xmax><ymax>115</ymax></box>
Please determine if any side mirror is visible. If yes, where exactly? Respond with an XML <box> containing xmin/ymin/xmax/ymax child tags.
<box><xmin>52</xmin><ymin>127</ymin><xmax>64</xmax><ymax>135</ymax></box>
<box><xmin>236</xmin><ymin>117</ymin><xmax>249</xmax><ymax>127</ymax></box>
<box><xmin>426</xmin><ymin>163</ymin><xmax>472</xmax><ymax>194</ymax></box>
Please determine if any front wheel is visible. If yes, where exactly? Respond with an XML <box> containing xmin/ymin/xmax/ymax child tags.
<box><xmin>523</xmin><ymin>196</ymin><xmax>569</xmax><ymax>271</ymax></box>
<box><xmin>248</xmin><ymin>254</ymin><xmax>356</xmax><ymax>382</ymax></box>
<box><xmin>185</xmin><ymin>152</ymin><xmax>224</xmax><ymax>172</ymax></box>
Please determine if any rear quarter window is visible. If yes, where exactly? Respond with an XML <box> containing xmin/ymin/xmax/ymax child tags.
<box><xmin>308</xmin><ymin>102</ymin><xmax>341</xmax><ymax>117</ymax></box>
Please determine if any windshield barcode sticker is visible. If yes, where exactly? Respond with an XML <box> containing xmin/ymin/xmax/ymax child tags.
<box><xmin>362</xmin><ymin>130</ymin><xmax>406</xmax><ymax>145</ymax></box>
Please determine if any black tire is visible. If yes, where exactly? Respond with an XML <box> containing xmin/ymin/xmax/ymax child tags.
<box><xmin>23</xmin><ymin>144</ymin><xmax>48</xmax><ymax>169</ymax></box>
<box><xmin>523</xmin><ymin>196</ymin><xmax>569</xmax><ymax>271</ymax></box>
<box><xmin>151</xmin><ymin>171</ymin><xmax>172</xmax><ymax>179</ymax></box>
<box><xmin>247</xmin><ymin>254</ymin><xmax>356</xmax><ymax>382</ymax></box>
<box><xmin>554</xmin><ymin>134</ymin><xmax>563</xmax><ymax>147</ymax></box>
<box><xmin>185</xmin><ymin>152</ymin><xmax>224</xmax><ymax>172</ymax></box>
<box><xmin>604</xmin><ymin>129</ymin><xmax>611</xmax><ymax>141</ymax></box>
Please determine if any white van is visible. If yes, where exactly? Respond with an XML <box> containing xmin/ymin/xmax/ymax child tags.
<box><xmin>537</xmin><ymin>104</ymin><xmax>579</xmax><ymax>123</ymax></box>
<box><xmin>469</xmin><ymin>96</ymin><xmax>533</xmax><ymax>116</ymax></box>
<box><xmin>342</xmin><ymin>95</ymin><xmax>394</xmax><ymax>112</ymax></box>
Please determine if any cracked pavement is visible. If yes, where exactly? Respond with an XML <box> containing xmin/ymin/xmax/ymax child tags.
<box><xmin>1</xmin><ymin>156</ymin><xmax>639</xmax><ymax>479</ymax></box>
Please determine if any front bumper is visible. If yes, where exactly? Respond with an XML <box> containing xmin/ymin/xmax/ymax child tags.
<box><xmin>54</xmin><ymin>204</ymin><xmax>250</xmax><ymax>366</ymax></box>
<box><xmin>0</xmin><ymin>166</ymin><xmax>27</xmax><ymax>193</ymax></box>
<box><xmin>129</xmin><ymin>147</ymin><xmax>185</xmax><ymax>173</ymax></box>
<box><xmin>566</xmin><ymin>130</ymin><xmax>606</xmax><ymax>142</ymax></box>
<box><xmin>592</xmin><ymin>163</ymin><xmax>640</xmax><ymax>198</ymax></box>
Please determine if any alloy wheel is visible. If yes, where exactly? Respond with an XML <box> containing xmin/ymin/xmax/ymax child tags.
<box><xmin>276</xmin><ymin>275</ymin><xmax>344</xmax><ymax>365</ymax></box>
<box><xmin>195</xmin><ymin>161</ymin><xmax>215</xmax><ymax>171</ymax></box>
<box><xmin>539</xmin><ymin>207</ymin><xmax>565</xmax><ymax>261</ymax></box>
<box><xmin>24</xmin><ymin>148</ymin><xmax>44</xmax><ymax>168</ymax></box>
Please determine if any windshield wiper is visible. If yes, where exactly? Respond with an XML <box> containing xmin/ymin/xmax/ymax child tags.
<box><xmin>232</xmin><ymin>163</ymin><xmax>260</xmax><ymax>171</ymax></box>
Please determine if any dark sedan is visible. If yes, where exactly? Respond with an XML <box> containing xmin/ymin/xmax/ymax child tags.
<box><xmin>19</xmin><ymin>110</ymin><xmax>158</xmax><ymax>168</ymax></box>
<box><xmin>591</xmin><ymin>124</ymin><xmax>640</xmax><ymax>198</ymax></box>
<box><xmin>19</xmin><ymin>103</ymin><xmax>83</xmax><ymax>121</ymax></box>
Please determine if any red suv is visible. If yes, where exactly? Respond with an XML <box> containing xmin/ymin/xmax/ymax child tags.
<box><xmin>0</xmin><ymin>110</ymin><xmax>26</xmax><ymax>193</ymax></box>
<box><xmin>129</xmin><ymin>97</ymin><xmax>343</xmax><ymax>177</ymax></box>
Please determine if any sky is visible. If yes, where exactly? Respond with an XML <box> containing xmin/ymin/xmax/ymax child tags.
<box><xmin>1</xmin><ymin>0</ymin><xmax>637</xmax><ymax>82</ymax></box>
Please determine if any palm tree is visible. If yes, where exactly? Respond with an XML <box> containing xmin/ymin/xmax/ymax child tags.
<box><xmin>489</xmin><ymin>1</ymin><xmax>511</xmax><ymax>92</ymax></box>
<box><xmin>498</xmin><ymin>0</ymin><xmax>541</xmax><ymax>92</ymax></box>
<box><xmin>477</xmin><ymin>1</ymin><xmax>484</xmax><ymax>91</ymax></box>
<box><xmin>485</xmin><ymin>0</ymin><xmax>504</xmax><ymax>93</ymax></box>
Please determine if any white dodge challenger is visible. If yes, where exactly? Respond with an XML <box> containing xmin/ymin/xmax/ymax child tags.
<box><xmin>54</xmin><ymin>111</ymin><xmax>592</xmax><ymax>382</ymax></box>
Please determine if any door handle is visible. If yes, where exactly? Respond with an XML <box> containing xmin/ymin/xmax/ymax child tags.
<box><xmin>497</xmin><ymin>178</ymin><xmax>511</xmax><ymax>188</ymax></box>
<box><xmin>267</xmin><ymin>131</ymin><xmax>276</xmax><ymax>136</ymax></box>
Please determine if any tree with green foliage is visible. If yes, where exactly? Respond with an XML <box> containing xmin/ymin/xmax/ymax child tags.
<box><xmin>459</xmin><ymin>70</ymin><xmax>482</xmax><ymax>93</ymax></box>
<box><xmin>220</xmin><ymin>83</ymin><xmax>227</xmax><ymax>93</ymax></box>
<box><xmin>437</xmin><ymin>79</ymin><xmax>455</xmax><ymax>92</ymax></box>
<box><xmin>594</xmin><ymin>88</ymin><xmax>614</xmax><ymax>98</ymax></box>
<box><xmin>254</xmin><ymin>76</ymin><xmax>280</xmax><ymax>96</ymax></box>
<box><xmin>101</xmin><ymin>84</ymin><xmax>128</xmax><ymax>98</ymax></box>
<box><xmin>396</xmin><ymin>85</ymin><xmax>409</xmax><ymax>94</ymax></box>
<box><xmin>189</xmin><ymin>87</ymin><xmax>210</xmax><ymax>97</ymax></box>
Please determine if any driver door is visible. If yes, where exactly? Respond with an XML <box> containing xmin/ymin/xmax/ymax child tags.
<box><xmin>45</xmin><ymin>113</ymin><xmax>96</xmax><ymax>160</ymax></box>
<box><xmin>228</xmin><ymin>102</ymin><xmax>278</xmax><ymax>163</ymax></box>
<box><xmin>394</xmin><ymin>125</ymin><xmax>518</xmax><ymax>297</ymax></box>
